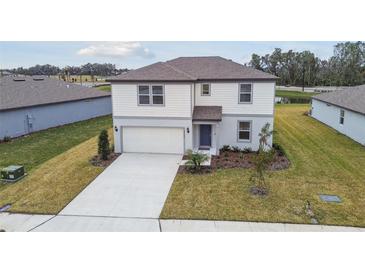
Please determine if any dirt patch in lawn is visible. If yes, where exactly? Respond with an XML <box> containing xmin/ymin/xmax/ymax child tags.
<box><xmin>90</xmin><ymin>152</ymin><xmax>120</xmax><ymax>167</ymax></box>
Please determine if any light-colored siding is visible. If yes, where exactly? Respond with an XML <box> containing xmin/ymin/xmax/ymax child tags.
<box><xmin>0</xmin><ymin>97</ymin><xmax>112</xmax><ymax>139</ymax></box>
<box><xmin>218</xmin><ymin>115</ymin><xmax>274</xmax><ymax>151</ymax></box>
<box><xmin>112</xmin><ymin>83</ymin><xmax>192</xmax><ymax>118</ymax></box>
<box><xmin>311</xmin><ymin>99</ymin><xmax>365</xmax><ymax>145</ymax></box>
<box><xmin>194</xmin><ymin>82</ymin><xmax>275</xmax><ymax>115</ymax></box>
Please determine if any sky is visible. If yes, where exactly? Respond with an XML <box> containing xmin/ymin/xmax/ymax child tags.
<box><xmin>0</xmin><ymin>41</ymin><xmax>340</xmax><ymax>70</ymax></box>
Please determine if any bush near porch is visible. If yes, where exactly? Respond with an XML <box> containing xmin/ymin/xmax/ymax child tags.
<box><xmin>161</xmin><ymin>104</ymin><xmax>365</xmax><ymax>227</ymax></box>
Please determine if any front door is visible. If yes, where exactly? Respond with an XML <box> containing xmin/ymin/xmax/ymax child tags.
<box><xmin>199</xmin><ymin>125</ymin><xmax>212</xmax><ymax>147</ymax></box>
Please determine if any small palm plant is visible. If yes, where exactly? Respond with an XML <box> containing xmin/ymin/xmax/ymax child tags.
<box><xmin>258</xmin><ymin>122</ymin><xmax>274</xmax><ymax>150</ymax></box>
<box><xmin>185</xmin><ymin>150</ymin><xmax>209</xmax><ymax>172</ymax></box>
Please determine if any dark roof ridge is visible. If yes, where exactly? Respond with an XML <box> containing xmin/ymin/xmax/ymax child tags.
<box><xmin>162</xmin><ymin>62</ymin><xmax>196</xmax><ymax>80</ymax></box>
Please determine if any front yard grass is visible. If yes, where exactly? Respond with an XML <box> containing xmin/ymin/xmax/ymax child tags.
<box><xmin>161</xmin><ymin>104</ymin><xmax>365</xmax><ymax>227</ymax></box>
<box><xmin>0</xmin><ymin>115</ymin><xmax>112</xmax><ymax>173</ymax></box>
<box><xmin>0</xmin><ymin>130</ymin><xmax>113</xmax><ymax>214</ymax></box>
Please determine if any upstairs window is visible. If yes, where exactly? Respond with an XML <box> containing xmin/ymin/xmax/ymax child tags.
<box><xmin>138</xmin><ymin>85</ymin><xmax>150</xmax><ymax>105</ymax></box>
<box><xmin>152</xmin><ymin>85</ymin><xmax>164</xmax><ymax>105</ymax></box>
<box><xmin>340</xmin><ymin>109</ymin><xmax>345</xmax><ymax>125</ymax></box>
<box><xmin>138</xmin><ymin>85</ymin><xmax>164</xmax><ymax>106</ymax></box>
<box><xmin>238</xmin><ymin>121</ymin><xmax>251</xmax><ymax>142</ymax></box>
<box><xmin>201</xmin><ymin>83</ymin><xmax>211</xmax><ymax>96</ymax></box>
<box><xmin>239</xmin><ymin>83</ymin><xmax>253</xmax><ymax>103</ymax></box>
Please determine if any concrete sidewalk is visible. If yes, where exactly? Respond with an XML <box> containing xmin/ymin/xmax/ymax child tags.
<box><xmin>32</xmin><ymin>215</ymin><xmax>160</xmax><ymax>232</ymax></box>
<box><xmin>0</xmin><ymin>213</ymin><xmax>54</xmax><ymax>232</ymax></box>
<box><xmin>2</xmin><ymin>213</ymin><xmax>364</xmax><ymax>232</ymax></box>
<box><xmin>160</xmin><ymin>219</ymin><xmax>365</xmax><ymax>232</ymax></box>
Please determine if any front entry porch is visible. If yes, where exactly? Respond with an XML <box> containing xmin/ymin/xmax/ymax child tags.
<box><xmin>192</xmin><ymin>122</ymin><xmax>220</xmax><ymax>155</ymax></box>
<box><xmin>192</xmin><ymin>105</ymin><xmax>223</xmax><ymax>156</ymax></box>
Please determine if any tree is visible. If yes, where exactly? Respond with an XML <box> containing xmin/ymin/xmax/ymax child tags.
<box><xmin>249</xmin><ymin>54</ymin><xmax>263</xmax><ymax>70</ymax></box>
<box><xmin>98</xmin><ymin>130</ymin><xmax>110</xmax><ymax>160</ymax></box>
<box><xmin>258</xmin><ymin>123</ymin><xmax>274</xmax><ymax>150</ymax></box>
<box><xmin>247</xmin><ymin>41</ymin><xmax>365</xmax><ymax>87</ymax></box>
<box><xmin>249</xmin><ymin>123</ymin><xmax>275</xmax><ymax>196</ymax></box>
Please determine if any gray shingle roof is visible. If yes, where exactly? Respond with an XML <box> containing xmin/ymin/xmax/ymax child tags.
<box><xmin>0</xmin><ymin>76</ymin><xmax>110</xmax><ymax>111</ymax></box>
<box><xmin>108</xmin><ymin>56</ymin><xmax>277</xmax><ymax>82</ymax></box>
<box><xmin>312</xmin><ymin>85</ymin><xmax>365</xmax><ymax>115</ymax></box>
<box><xmin>193</xmin><ymin>106</ymin><xmax>222</xmax><ymax>121</ymax></box>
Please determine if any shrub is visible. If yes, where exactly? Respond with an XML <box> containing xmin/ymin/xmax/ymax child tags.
<box><xmin>242</xmin><ymin>147</ymin><xmax>252</xmax><ymax>153</ymax></box>
<box><xmin>272</xmin><ymin>143</ymin><xmax>287</xmax><ymax>157</ymax></box>
<box><xmin>98</xmin><ymin>129</ymin><xmax>110</xmax><ymax>160</ymax></box>
<box><xmin>185</xmin><ymin>150</ymin><xmax>209</xmax><ymax>172</ymax></box>
<box><xmin>221</xmin><ymin>145</ymin><xmax>231</xmax><ymax>152</ymax></box>
<box><xmin>231</xmin><ymin>146</ymin><xmax>241</xmax><ymax>152</ymax></box>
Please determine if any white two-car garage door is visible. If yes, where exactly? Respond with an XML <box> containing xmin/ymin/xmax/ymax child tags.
<box><xmin>122</xmin><ymin>127</ymin><xmax>184</xmax><ymax>154</ymax></box>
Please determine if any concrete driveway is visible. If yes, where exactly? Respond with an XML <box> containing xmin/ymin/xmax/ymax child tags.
<box><xmin>60</xmin><ymin>153</ymin><xmax>181</xmax><ymax>218</ymax></box>
<box><xmin>31</xmin><ymin>153</ymin><xmax>181</xmax><ymax>231</ymax></box>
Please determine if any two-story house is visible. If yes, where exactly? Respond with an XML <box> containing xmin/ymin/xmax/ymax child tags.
<box><xmin>108</xmin><ymin>56</ymin><xmax>277</xmax><ymax>155</ymax></box>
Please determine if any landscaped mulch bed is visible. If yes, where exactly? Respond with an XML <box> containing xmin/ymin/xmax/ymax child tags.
<box><xmin>178</xmin><ymin>150</ymin><xmax>290</xmax><ymax>174</ymax></box>
<box><xmin>214</xmin><ymin>150</ymin><xmax>290</xmax><ymax>170</ymax></box>
<box><xmin>90</xmin><ymin>152</ymin><xmax>120</xmax><ymax>167</ymax></box>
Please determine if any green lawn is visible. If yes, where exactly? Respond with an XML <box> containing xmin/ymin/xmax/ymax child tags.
<box><xmin>161</xmin><ymin>104</ymin><xmax>365</xmax><ymax>227</ymax></box>
<box><xmin>276</xmin><ymin>89</ymin><xmax>316</xmax><ymax>99</ymax></box>
<box><xmin>0</xmin><ymin>131</ymin><xmax>113</xmax><ymax>214</ymax></box>
<box><xmin>0</xmin><ymin>116</ymin><xmax>113</xmax><ymax>213</ymax></box>
<box><xmin>0</xmin><ymin>115</ymin><xmax>112</xmax><ymax>173</ymax></box>
<box><xmin>96</xmin><ymin>85</ymin><xmax>111</xmax><ymax>92</ymax></box>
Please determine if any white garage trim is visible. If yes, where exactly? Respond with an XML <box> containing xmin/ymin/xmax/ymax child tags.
<box><xmin>121</xmin><ymin>126</ymin><xmax>184</xmax><ymax>154</ymax></box>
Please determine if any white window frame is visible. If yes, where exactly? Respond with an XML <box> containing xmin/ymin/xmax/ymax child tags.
<box><xmin>201</xmin><ymin>83</ymin><xmax>211</xmax><ymax>96</ymax></box>
<box><xmin>339</xmin><ymin>109</ymin><xmax>345</xmax><ymax>125</ymax></box>
<box><xmin>137</xmin><ymin>84</ymin><xmax>165</xmax><ymax>106</ymax></box>
<box><xmin>238</xmin><ymin>83</ymin><xmax>253</xmax><ymax>104</ymax></box>
<box><xmin>237</xmin><ymin>120</ymin><xmax>252</xmax><ymax>142</ymax></box>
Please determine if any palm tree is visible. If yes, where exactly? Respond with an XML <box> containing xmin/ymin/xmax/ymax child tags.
<box><xmin>258</xmin><ymin>123</ymin><xmax>274</xmax><ymax>151</ymax></box>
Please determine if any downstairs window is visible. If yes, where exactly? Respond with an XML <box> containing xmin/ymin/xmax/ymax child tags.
<box><xmin>238</xmin><ymin>121</ymin><xmax>251</xmax><ymax>142</ymax></box>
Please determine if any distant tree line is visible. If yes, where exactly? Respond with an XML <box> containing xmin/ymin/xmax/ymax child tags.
<box><xmin>248</xmin><ymin>41</ymin><xmax>365</xmax><ymax>87</ymax></box>
<box><xmin>8</xmin><ymin>63</ymin><xmax>129</xmax><ymax>77</ymax></box>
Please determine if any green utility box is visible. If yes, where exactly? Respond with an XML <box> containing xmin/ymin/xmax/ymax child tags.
<box><xmin>0</xmin><ymin>165</ymin><xmax>25</xmax><ymax>182</ymax></box>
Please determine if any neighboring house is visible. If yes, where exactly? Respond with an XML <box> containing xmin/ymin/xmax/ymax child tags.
<box><xmin>108</xmin><ymin>56</ymin><xmax>277</xmax><ymax>155</ymax></box>
<box><xmin>311</xmin><ymin>85</ymin><xmax>365</xmax><ymax>145</ymax></box>
<box><xmin>0</xmin><ymin>76</ymin><xmax>112</xmax><ymax>139</ymax></box>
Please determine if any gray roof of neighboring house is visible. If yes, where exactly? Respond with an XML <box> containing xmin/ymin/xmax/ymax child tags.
<box><xmin>193</xmin><ymin>106</ymin><xmax>222</xmax><ymax>121</ymax></box>
<box><xmin>0</xmin><ymin>76</ymin><xmax>110</xmax><ymax>111</ymax></box>
<box><xmin>312</xmin><ymin>85</ymin><xmax>365</xmax><ymax>115</ymax></box>
<box><xmin>108</xmin><ymin>56</ymin><xmax>277</xmax><ymax>82</ymax></box>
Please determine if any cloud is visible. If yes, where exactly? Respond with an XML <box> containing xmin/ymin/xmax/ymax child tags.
<box><xmin>77</xmin><ymin>42</ymin><xmax>154</xmax><ymax>58</ymax></box>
